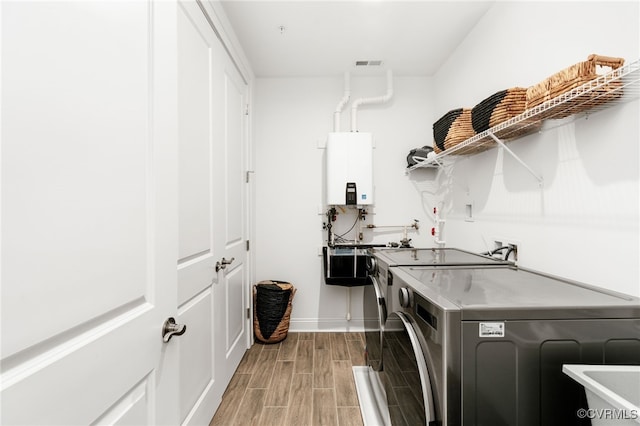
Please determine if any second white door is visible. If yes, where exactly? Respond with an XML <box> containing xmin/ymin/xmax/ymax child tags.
<box><xmin>176</xmin><ymin>2</ymin><xmax>249</xmax><ymax>423</ymax></box>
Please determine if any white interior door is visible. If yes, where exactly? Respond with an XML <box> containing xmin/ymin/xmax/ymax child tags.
<box><xmin>1</xmin><ymin>1</ymin><xmax>180</xmax><ymax>425</ymax></box>
<box><xmin>175</xmin><ymin>1</ymin><xmax>249</xmax><ymax>423</ymax></box>
<box><xmin>210</xmin><ymin>7</ymin><xmax>250</xmax><ymax>398</ymax></box>
<box><xmin>176</xmin><ymin>1</ymin><xmax>219</xmax><ymax>423</ymax></box>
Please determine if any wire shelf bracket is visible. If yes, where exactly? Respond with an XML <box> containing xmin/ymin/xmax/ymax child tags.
<box><xmin>487</xmin><ymin>131</ymin><xmax>543</xmax><ymax>186</ymax></box>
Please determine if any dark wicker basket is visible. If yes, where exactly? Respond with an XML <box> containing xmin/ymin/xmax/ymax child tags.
<box><xmin>433</xmin><ymin>108</ymin><xmax>477</xmax><ymax>154</ymax></box>
<box><xmin>253</xmin><ymin>280</ymin><xmax>296</xmax><ymax>344</ymax></box>
<box><xmin>472</xmin><ymin>88</ymin><xmax>527</xmax><ymax>132</ymax></box>
<box><xmin>472</xmin><ymin>87</ymin><xmax>540</xmax><ymax>140</ymax></box>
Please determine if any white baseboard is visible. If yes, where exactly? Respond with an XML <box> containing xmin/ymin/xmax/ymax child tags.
<box><xmin>288</xmin><ymin>317</ymin><xmax>366</xmax><ymax>333</ymax></box>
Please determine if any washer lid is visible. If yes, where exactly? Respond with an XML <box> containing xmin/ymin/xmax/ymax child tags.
<box><xmin>395</xmin><ymin>266</ymin><xmax>640</xmax><ymax>320</ymax></box>
<box><xmin>373</xmin><ymin>247</ymin><xmax>512</xmax><ymax>268</ymax></box>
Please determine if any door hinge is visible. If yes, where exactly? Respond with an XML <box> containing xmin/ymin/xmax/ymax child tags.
<box><xmin>246</xmin><ymin>240</ymin><xmax>250</xmax><ymax>251</ymax></box>
<box><xmin>245</xmin><ymin>170</ymin><xmax>254</xmax><ymax>183</ymax></box>
<box><xmin>246</xmin><ymin>307</ymin><xmax>250</xmax><ymax>319</ymax></box>
<box><xmin>245</xmin><ymin>104</ymin><xmax>249</xmax><ymax>116</ymax></box>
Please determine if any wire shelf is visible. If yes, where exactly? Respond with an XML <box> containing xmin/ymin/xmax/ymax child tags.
<box><xmin>408</xmin><ymin>58</ymin><xmax>640</xmax><ymax>171</ymax></box>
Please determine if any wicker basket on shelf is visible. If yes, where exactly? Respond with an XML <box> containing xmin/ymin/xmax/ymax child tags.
<box><xmin>433</xmin><ymin>108</ymin><xmax>479</xmax><ymax>155</ymax></box>
<box><xmin>253</xmin><ymin>280</ymin><xmax>296</xmax><ymax>344</ymax></box>
<box><xmin>472</xmin><ymin>87</ymin><xmax>541</xmax><ymax>140</ymax></box>
<box><xmin>433</xmin><ymin>108</ymin><xmax>461</xmax><ymax>153</ymax></box>
<box><xmin>526</xmin><ymin>54</ymin><xmax>625</xmax><ymax>119</ymax></box>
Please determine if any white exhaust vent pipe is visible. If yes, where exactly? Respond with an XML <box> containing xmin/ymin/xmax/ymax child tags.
<box><xmin>351</xmin><ymin>70</ymin><xmax>393</xmax><ymax>132</ymax></box>
<box><xmin>333</xmin><ymin>72</ymin><xmax>351</xmax><ymax>132</ymax></box>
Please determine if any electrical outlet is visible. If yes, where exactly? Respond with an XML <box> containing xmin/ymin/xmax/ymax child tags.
<box><xmin>493</xmin><ymin>238</ymin><xmax>519</xmax><ymax>262</ymax></box>
<box><xmin>465</xmin><ymin>203</ymin><xmax>474</xmax><ymax>222</ymax></box>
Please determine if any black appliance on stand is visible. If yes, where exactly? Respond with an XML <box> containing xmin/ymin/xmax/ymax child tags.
<box><xmin>322</xmin><ymin>244</ymin><xmax>385</xmax><ymax>287</ymax></box>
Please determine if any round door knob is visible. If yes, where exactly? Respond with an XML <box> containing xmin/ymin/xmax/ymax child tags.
<box><xmin>398</xmin><ymin>287</ymin><xmax>414</xmax><ymax>309</ymax></box>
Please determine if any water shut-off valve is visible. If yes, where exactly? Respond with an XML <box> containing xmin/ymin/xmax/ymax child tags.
<box><xmin>431</xmin><ymin>207</ymin><xmax>445</xmax><ymax>244</ymax></box>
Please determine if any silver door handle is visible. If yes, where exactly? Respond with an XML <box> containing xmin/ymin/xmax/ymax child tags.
<box><xmin>215</xmin><ymin>257</ymin><xmax>235</xmax><ymax>272</ymax></box>
<box><xmin>162</xmin><ymin>317</ymin><xmax>186</xmax><ymax>343</ymax></box>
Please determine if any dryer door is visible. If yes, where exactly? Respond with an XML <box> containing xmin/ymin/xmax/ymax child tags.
<box><xmin>363</xmin><ymin>275</ymin><xmax>386</xmax><ymax>371</ymax></box>
<box><xmin>382</xmin><ymin>311</ymin><xmax>437</xmax><ymax>426</ymax></box>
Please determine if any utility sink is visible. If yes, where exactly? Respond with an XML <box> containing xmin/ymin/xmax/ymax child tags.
<box><xmin>563</xmin><ymin>364</ymin><xmax>640</xmax><ymax>425</ymax></box>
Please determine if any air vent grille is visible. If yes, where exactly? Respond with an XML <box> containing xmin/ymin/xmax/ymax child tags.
<box><xmin>356</xmin><ymin>60</ymin><xmax>383</xmax><ymax>67</ymax></box>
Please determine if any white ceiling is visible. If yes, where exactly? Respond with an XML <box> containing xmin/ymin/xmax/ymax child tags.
<box><xmin>220</xmin><ymin>1</ymin><xmax>495</xmax><ymax>77</ymax></box>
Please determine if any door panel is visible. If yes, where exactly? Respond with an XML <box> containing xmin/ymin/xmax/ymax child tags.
<box><xmin>177</xmin><ymin>0</ymin><xmax>218</xmax><ymax>421</ymax></box>
<box><xmin>177</xmin><ymin>0</ymin><xmax>212</xmax><ymax>263</ymax></box>
<box><xmin>178</xmin><ymin>289</ymin><xmax>213</xmax><ymax>421</ymax></box>
<box><xmin>1</xmin><ymin>1</ymin><xmax>179</xmax><ymax>424</ymax></box>
<box><xmin>226</xmin><ymin>265</ymin><xmax>245</xmax><ymax>349</ymax></box>
<box><xmin>177</xmin><ymin>1</ymin><xmax>249</xmax><ymax>424</ymax></box>
<box><xmin>2</xmin><ymin>307</ymin><xmax>156</xmax><ymax>425</ymax></box>
<box><xmin>1</xmin><ymin>0</ymin><xmax>150</xmax><ymax>360</ymax></box>
<box><xmin>212</xmin><ymin>39</ymin><xmax>249</xmax><ymax>390</ymax></box>
<box><xmin>96</xmin><ymin>379</ymin><xmax>149</xmax><ymax>425</ymax></box>
<box><xmin>178</xmin><ymin>254</ymin><xmax>216</xmax><ymax>305</ymax></box>
<box><xmin>223</xmin><ymin>72</ymin><xmax>245</xmax><ymax>245</ymax></box>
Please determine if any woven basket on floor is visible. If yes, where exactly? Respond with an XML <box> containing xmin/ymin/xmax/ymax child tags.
<box><xmin>472</xmin><ymin>87</ymin><xmax>541</xmax><ymax>140</ymax></box>
<box><xmin>433</xmin><ymin>108</ymin><xmax>479</xmax><ymax>155</ymax></box>
<box><xmin>526</xmin><ymin>54</ymin><xmax>625</xmax><ymax>118</ymax></box>
<box><xmin>253</xmin><ymin>280</ymin><xmax>296</xmax><ymax>344</ymax></box>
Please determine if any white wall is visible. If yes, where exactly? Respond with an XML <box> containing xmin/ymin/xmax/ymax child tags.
<box><xmin>432</xmin><ymin>1</ymin><xmax>640</xmax><ymax>296</ymax></box>
<box><xmin>253</xmin><ymin>1</ymin><xmax>640</xmax><ymax>332</ymax></box>
<box><xmin>254</xmin><ymin>75</ymin><xmax>434</xmax><ymax>330</ymax></box>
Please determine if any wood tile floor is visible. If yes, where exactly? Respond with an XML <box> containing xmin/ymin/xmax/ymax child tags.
<box><xmin>209</xmin><ymin>332</ymin><xmax>366</xmax><ymax>426</ymax></box>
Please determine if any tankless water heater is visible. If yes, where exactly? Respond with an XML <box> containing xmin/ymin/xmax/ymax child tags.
<box><xmin>326</xmin><ymin>132</ymin><xmax>373</xmax><ymax>206</ymax></box>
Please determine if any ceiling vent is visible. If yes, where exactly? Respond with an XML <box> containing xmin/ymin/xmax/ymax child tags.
<box><xmin>355</xmin><ymin>60</ymin><xmax>383</xmax><ymax>67</ymax></box>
